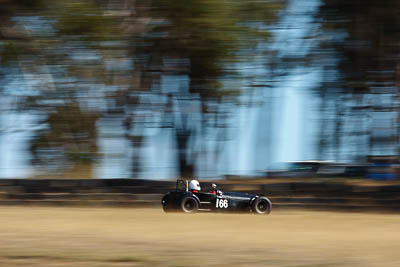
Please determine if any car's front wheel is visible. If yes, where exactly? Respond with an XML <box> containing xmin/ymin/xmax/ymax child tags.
<box><xmin>252</xmin><ymin>197</ymin><xmax>272</xmax><ymax>215</ymax></box>
<box><xmin>180</xmin><ymin>196</ymin><xmax>199</xmax><ymax>213</ymax></box>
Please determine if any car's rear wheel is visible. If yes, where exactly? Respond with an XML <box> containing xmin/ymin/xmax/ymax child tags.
<box><xmin>162</xmin><ymin>195</ymin><xmax>172</xmax><ymax>212</ymax></box>
<box><xmin>162</xmin><ymin>204</ymin><xmax>171</xmax><ymax>212</ymax></box>
<box><xmin>180</xmin><ymin>196</ymin><xmax>199</xmax><ymax>213</ymax></box>
<box><xmin>252</xmin><ymin>197</ymin><xmax>271</xmax><ymax>215</ymax></box>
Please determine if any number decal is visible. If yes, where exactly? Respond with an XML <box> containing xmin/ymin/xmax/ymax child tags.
<box><xmin>216</xmin><ymin>199</ymin><xmax>228</xmax><ymax>208</ymax></box>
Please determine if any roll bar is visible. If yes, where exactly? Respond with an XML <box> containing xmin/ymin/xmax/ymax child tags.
<box><xmin>176</xmin><ymin>179</ymin><xmax>188</xmax><ymax>192</ymax></box>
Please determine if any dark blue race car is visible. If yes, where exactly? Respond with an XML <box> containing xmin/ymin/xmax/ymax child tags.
<box><xmin>161</xmin><ymin>179</ymin><xmax>272</xmax><ymax>215</ymax></box>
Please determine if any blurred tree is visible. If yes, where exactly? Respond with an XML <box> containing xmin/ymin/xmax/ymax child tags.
<box><xmin>0</xmin><ymin>0</ymin><xmax>120</xmax><ymax>177</ymax></box>
<box><xmin>28</xmin><ymin>0</ymin><xmax>122</xmax><ymax>177</ymax></box>
<box><xmin>315</xmin><ymin>0</ymin><xmax>400</xmax><ymax>161</ymax></box>
<box><xmin>30</xmin><ymin>103</ymin><xmax>99</xmax><ymax>174</ymax></box>
<box><xmin>0</xmin><ymin>0</ymin><xmax>286</xmax><ymax>178</ymax></box>
<box><xmin>0</xmin><ymin>0</ymin><xmax>46</xmax><ymax>175</ymax></box>
<box><xmin>114</xmin><ymin>0</ymin><xmax>285</xmax><ymax>177</ymax></box>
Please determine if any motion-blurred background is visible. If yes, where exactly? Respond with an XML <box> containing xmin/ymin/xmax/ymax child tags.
<box><xmin>1</xmin><ymin>0</ymin><xmax>399</xmax><ymax>180</ymax></box>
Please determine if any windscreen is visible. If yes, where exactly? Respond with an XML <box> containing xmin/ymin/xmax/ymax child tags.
<box><xmin>176</xmin><ymin>179</ymin><xmax>187</xmax><ymax>192</ymax></box>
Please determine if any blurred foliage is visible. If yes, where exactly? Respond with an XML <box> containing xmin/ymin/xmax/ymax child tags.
<box><xmin>112</xmin><ymin>0</ymin><xmax>286</xmax><ymax>176</ymax></box>
<box><xmin>0</xmin><ymin>0</ymin><xmax>285</xmax><ymax>178</ymax></box>
<box><xmin>1</xmin><ymin>0</ymin><xmax>285</xmax><ymax>177</ymax></box>
<box><xmin>147</xmin><ymin>0</ymin><xmax>284</xmax><ymax>98</ymax></box>
<box><xmin>3</xmin><ymin>0</ymin><xmax>400</xmax><ymax>177</ymax></box>
<box><xmin>0</xmin><ymin>0</ymin><xmax>121</xmax><ymax>176</ymax></box>
<box><xmin>314</xmin><ymin>0</ymin><xmax>400</xmax><ymax>161</ymax></box>
<box><xmin>318</xmin><ymin>0</ymin><xmax>400</xmax><ymax>93</ymax></box>
<box><xmin>31</xmin><ymin>104</ymin><xmax>99</xmax><ymax>171</ymax></box>
<box><xmin>51</xmin><ymin>0</ymin><xmax>119</xmax><ymax>42</ymax></box>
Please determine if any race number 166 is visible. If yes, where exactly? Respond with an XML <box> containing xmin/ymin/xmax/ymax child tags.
<box><xmin>216</xmin><ymin>198</ymin><xmax>228</xmax><ymax>208</ymax></box>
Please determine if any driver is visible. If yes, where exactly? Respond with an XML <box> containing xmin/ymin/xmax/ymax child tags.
<box><xmin>210</xmin><ymin>183</ymin><xmax>217</xmax><ymax>194</ymax></box>
<box><xmin>188</xmin><ymin>180</ymin><xmax>201</xmax><ymax>193</ymax></box>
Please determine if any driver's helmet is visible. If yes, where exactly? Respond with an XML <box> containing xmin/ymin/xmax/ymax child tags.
<box><xmin>189</xmin><ymin>180</ymin><xmax>201</xmax><ymax>191</ymax></box>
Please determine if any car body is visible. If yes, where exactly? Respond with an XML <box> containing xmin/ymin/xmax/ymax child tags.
<box><xmin>161</xmin><ymin>179</ymin><xmax>272</xmax><ymax>214</ymax></box>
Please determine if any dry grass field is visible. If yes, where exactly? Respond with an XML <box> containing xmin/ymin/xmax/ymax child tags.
<box><xmin>0</xmin><ymin>207</ymin><xmax>399</xmax><ymax>267</ymax></box>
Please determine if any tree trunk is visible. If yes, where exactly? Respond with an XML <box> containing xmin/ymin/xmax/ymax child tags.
<box><xmin>317</xmin><ymin>88</ymin><xmax>328</xmax><ymax>160</ymax></box>
<box><xmin>333</xmin><ymin>95</ymin><xmax>343</xmax><ymax>161</ymax></box>
<box><xmin>176</xmin><ymin>129</ymin><xmax>193</xmax><ymax>178</ymax></box>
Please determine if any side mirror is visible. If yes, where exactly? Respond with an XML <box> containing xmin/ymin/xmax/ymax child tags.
<box><xmin>217</xmin><ymin>190</ymin><xmax>222</xmax><ymax>196</ymax></box>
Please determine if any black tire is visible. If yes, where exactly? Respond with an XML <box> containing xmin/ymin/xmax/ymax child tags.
<box><xmin>180</xmin><ymin>196</ymin><xmax>199</xmax><ymax>213</ymax></box>
<box><xmin>161</xmin><ymin>195</ymin><xmax>171</xmax><ymax>212</ymax></box>
<box><xmin>252</xmin><ymin>197</ymin><xmax>272</xmax><ymax>215</ymax></box>
<box><xmin>162</xmin><ymin>204</ymin><xmax>171</xmax><ymax>212</ymax></box>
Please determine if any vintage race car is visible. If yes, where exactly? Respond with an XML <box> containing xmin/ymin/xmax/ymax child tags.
<box><xmin>161</xmin><ymin>179</ymin><xmax>272</xmax><ymax>214</ymax></box>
